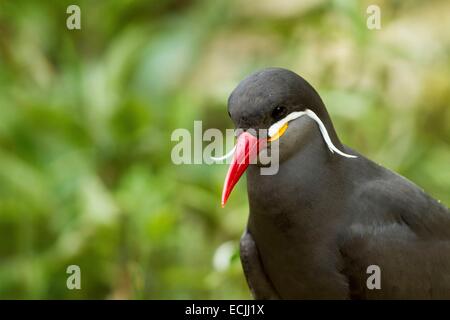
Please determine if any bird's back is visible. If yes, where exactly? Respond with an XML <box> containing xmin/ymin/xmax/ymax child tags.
<box><xmin>339</xmin><ymin>155</ymin><xmax>450</xmax><ymax>299</ymax></box>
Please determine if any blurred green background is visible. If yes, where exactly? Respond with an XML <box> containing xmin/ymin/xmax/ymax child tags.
<box><xmin>0</xmin><ymin>0</ymin><xmax>448</xmax><ymax>299</ymax></box>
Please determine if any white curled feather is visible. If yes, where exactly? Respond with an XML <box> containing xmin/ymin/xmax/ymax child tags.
<box><xmin>210</xmin><ymin>145</ymin><xmax>236</xmax><ymax>161</ymax></box>
<box><xmin>268</xmin><ymin>111</ymin><xmax>307</xmax><ymax>137</ymax></box>
<box><xmin>211</xmin><ymin>108</ymin><xmax>357</xmax><ymax>161</ymax></box>
<box><xmin>268</xmin><ymin>108</ymin><xmax>357</xmax><ymax>159</ymax></box>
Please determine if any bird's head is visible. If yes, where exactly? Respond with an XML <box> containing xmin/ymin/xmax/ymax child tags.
<box><xmin>220</xmin><ymin>67</ymin><xmax>356</xmax><ymax>207</ymax></box>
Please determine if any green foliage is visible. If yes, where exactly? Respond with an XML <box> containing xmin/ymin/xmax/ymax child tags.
<box><xmin>0</xmin><ymin>0</ymin><xmax>448</xmax><ymax>299</ymax></box>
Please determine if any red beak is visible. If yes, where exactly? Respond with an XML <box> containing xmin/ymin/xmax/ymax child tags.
<box><xmin>221</xmin><ymin>132</ymin><xmax>266</xmax><ymax>207</ymax></box>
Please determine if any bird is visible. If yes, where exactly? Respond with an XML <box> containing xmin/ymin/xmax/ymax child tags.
<box><xmin>218</xmin><ymin>67</ymin><xmax>450</xmax><ymax>299</ymax></box>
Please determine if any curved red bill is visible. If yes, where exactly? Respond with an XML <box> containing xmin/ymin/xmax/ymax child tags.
<box><xmin>221</xmin><ymin>132</ymin><xmax>266</xmax><ymax>207</ymax></box>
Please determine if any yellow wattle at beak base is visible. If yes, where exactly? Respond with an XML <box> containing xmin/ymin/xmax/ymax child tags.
<box><xmin>268</xmin><ymin>123</ymin><xmax>288</xmax><ymax>142</ymax></box>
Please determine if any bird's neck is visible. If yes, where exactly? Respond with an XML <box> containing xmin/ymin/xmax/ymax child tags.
<box><xmin>246</xmin><ymin>128</ymin><xmax>351</xmax><ymax>231</ymax></box>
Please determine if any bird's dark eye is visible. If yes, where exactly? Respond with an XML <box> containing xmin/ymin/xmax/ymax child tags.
<box><xmin>271</xmin><ymin>105</ymin><xmax>287</xmax><ymax>121</ymax></box>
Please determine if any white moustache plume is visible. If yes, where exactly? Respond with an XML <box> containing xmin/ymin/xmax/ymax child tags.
<box><xmin>211</xmin><ymin>108</ymin><xmax>357</xmax><ymax>161</ymax></box>
<box><xmin>269</xmin><ymin>109</ymin><xmax>357</xmax><ymax>158</ymax></box>
<box><xmin>210</xmin><ymin>145</ymin><xmax>236</xmax><ymax>161</ymax></box>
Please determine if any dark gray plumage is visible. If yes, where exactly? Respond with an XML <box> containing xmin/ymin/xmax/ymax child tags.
<box><xmin>226</xmin><ymin>67</ymin><xmax>450</xmax><ymax>299</ymax></box>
